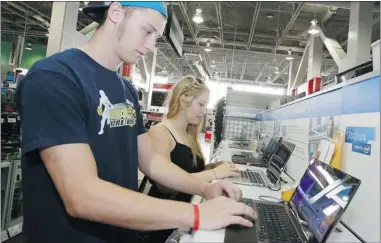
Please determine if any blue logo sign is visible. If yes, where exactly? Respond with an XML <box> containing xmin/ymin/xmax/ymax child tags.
<box><xmin>352</xmin><ymin>143</ymin><xmax>372</xmax><ymax>156</ymax></box>
<box><xmin>345</xmin><ymin>127</ymin><xmax>375</xmax><ymax>144</ymax></box>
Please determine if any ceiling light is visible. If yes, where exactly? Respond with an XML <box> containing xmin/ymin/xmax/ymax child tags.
<box><xmin>286</xmin><ymin>49</ymin><xmax>294</xmax><ymax>60</ymax></box>
<box><xmin>266</xmin><ymin>13</ymin><xmax>274</xmax><ymax>19</ymax></box>
<box><xmin>210</xmin><ymin>64</ymin><xmax>216</xmax><ymax>68</ymax></box>
<box><xmin>274</xmin><ymin>67</ymin><xmax>280</xmax><ymax>74</ymax></box>
<box><xmin>308</xmin><ymin>20</ymin><xmax>320</xmax><ymax>35</ymax></box>
<box><xmin>25</xmin><ymin>43</ymin><xmax>32</xmax><ymax>51</ymax></box>
<box><xmin>79</xmin><ymin>7</ymin><xmax>83</xmax><ymax>11</ymax></box>
<box><xmin>84</xmin><ymin>1</ymin><xmax>89</xmax><ymax>5</ymax></box>
<box><xmin>192</xmin><ymin>8</ymin><xmax>204</xmax><ymax>24</ymax></box>
<box><xmin>204</xmin><ymin>40</ymin><xmax>212</xmax><ymax>52</ymax></box>
<box><xmin>45</xmin><ymin>33</ymin><xmax>49</xmax><ymax>37</ymax></box>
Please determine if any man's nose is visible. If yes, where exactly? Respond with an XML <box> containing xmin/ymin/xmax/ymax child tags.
<box><xmin>144</xmin><ymin>36</ymin><xmax>156</xmax><ymax>52</ymax></box>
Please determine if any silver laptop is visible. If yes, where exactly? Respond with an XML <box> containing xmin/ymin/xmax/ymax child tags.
<box><xmin>231</xmin><ymin>141</ymin><xmax>295</xmax><ymax>188</ymax></box>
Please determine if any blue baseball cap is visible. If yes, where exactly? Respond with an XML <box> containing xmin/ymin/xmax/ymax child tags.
<box><xmin>82</xmin><ymin>1</ymin><xmax>168</xmax><ymax>23</ymax></box>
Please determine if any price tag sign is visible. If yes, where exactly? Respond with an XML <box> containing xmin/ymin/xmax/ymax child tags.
<box><xmin>8</xmin><ymin>118</ymin><xmax>16</xmax><ymax>123</ymax></box>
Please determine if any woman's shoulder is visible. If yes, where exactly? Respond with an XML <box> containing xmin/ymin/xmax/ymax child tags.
<box><xmin>147</xmin><ymin>122</ymin><xmax>175</xmax><ymax>143</ymax></box>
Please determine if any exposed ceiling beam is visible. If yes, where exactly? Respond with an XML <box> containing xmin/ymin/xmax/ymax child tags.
<box><xmin>255</xmin><ymin>3</ymin><xmax>305</xmax><ymax>83</ymax></box>
<box><xmin>18</xmin><ymin>1</ymin><xmax>51</xmax><ymax>21</ymax></box>
<box><xmin>240</xmin><ymin>58</ymin><xmax>248</xmax><ymax>80</ymax></box>
<box><xmin>215</xmin><ymin>77</ymin><xmax>285</xmax><ymax>87</ymax></box>
<box><xmin>156</xmin><ymin>43</ymin><xmax>336</xmax><ymax>64</ymax></box>
<box><xmin>324</xmin><ymin>15</ymin><xmax>381</xmax><ymax>58</ymax></box>
<box><xmin>1</xmin><ymin>29</ymin><xmax>48</xmax><ymax>38</ymax></box>
<box><xmin>224</xmin><ymin>55</ymin><xmax>228</xmax><ymax>78</ymax></box>
<box><xmin>189</xmin><ymin>37</ymin><xmax>306</xmax><ymax>53</ymax></box>
<box><xmin>193</xmin><ymin>27</ymin><xmax>308</xmax><ymax>41</ymax></box>
<box><xmin>1</xmin><ymin>18</ymin><xmax>26</xmax><ymax>29</ymax></box>
<box><xmin>321</xmin><ymin>7</ymin><xmax>338</xmax><ymax>27</ymax></box>
<box><xmin>305</xmin><ymin>2</ymin><xmax>380</xmax><ymax>12</ymax></box>
<box><xmin>273</xmin><ymin>3</ymin><xmax>305</xmax><ymax>52</ymax></box>
<box><xmin>2</xmin><ymin>4</ymin><xmax>48</xmax><ymax>30</ymax></box>
<box><xmin>6</xmin><ymin>2</ymin><xmax>50</xmax><ymax>28</ymax></box>
<box><xmin>157</xmin><ymin>49</ymin><xmax>182</xmax><ymax>75</ymax></box>
<box><xmin>254</xmin><ymin>60</ymin><xmax>271</xmax><ymax>83</ymax></box>
<box><xmin>247</xmin><ymin>2</ymin><xmax>261</xmax><ymax>50</ymax></box>
<box><xmin>271</xmin><ymin>64</ymin><xmax>290</xmax><ymax>83</ymax></box>
<box><xmin>179</xmin><ymin>2</ymin><xmax>199</xmax><ymax>45</ymax></box>
<box><xmin>215</xmin><ymin>2</ymin><xmax>224</xmax><ymax>48</ymax></box>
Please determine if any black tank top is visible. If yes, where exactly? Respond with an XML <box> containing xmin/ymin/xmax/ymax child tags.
<box><xmin>147</xmin><ymin>126</ymin><xmax>205</xmax><ymax>203</ymax></box>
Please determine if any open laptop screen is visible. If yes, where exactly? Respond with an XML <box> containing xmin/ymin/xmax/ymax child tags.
<box><xmin>266</xmin><ymin>141</ymin><xmax>295</xmax><ymax>185</ymax></box>
<box><xmin>262</xmin><ymin>137</ymin><xmax>281</xmax><ymax>162</ymax></box>
<box><xmin>290</xmin><ymin>159</ymin><xmax>361</xmax><ymax>243</ymax></box>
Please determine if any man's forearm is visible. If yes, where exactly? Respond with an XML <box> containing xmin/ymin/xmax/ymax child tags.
<box><xmin>72</xmin><ymin>178</ymin><xmax>194</xmax><ymax>230</ymax></box>
<box><xmin>139</xmin><ymin>153</ymin><xmax>207</xmax><ymax>197</ymax></box>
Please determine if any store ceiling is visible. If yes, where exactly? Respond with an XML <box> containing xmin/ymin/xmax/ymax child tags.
<box><xmin>1</xmin><ymin>1</ymin><xmax>380</xmax><ymax>87</ymax></box>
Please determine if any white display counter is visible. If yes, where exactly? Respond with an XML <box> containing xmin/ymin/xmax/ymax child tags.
<box><xmin>178</xmin><ymin>141</ymin><xmax>361</xmax><ymax>243</ymax></box>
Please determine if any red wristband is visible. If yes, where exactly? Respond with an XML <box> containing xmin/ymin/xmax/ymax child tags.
<box><xmin>192</xmin><ymin>204</ymin><xmax>200</xmax><ymax>231</ymax></box>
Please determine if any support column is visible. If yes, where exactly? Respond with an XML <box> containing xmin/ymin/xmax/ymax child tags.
<box><xmin>8</xmin><ymin>36</ymin><xmax>25</xmax><ymax>68</ymax></box>
<box><xmin>307</xmin><ymin>35</ymin><xmax>323</xmax><ymax>80</ymax></box>
<box><xmin>287</xmin><ymin>59</ymin><xmax>298</xmax><ymax>95</ymax></box>
<box><xmin>141</xmin><ymin>49</ymin><xmax>157</xmax><ymax>111</ymax></box>
<box><xmin>344</xmin><ymin>2</ymin><xmax>373</xmax><ymax>70</ymax></box>
<box><xmin>46</xmin><ymin>2</ymin><xmax>95</xmax><ymax>56</ymax></box>
<box><xmin>291</xmin><ymin>42</ymin><xmax>309</xmax><ymax>90</ymax></box>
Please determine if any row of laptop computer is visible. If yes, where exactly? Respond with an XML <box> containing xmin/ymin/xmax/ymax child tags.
<box><xmin>223</xmin><ymin>137</ymin><xmax>361</xmax><ymax>243</ymax></box>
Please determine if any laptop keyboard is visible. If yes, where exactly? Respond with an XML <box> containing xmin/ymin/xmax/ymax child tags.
<box><xmin>256</xmin><ymin>203</ymin><xmax>302</xmax><ymax>243</ymax></box>
<box><xmin>241</xmin><ymin>171</ymin><xmax>265</xmax><ymax>185</ymax></box>
<box><xmin>241</xmin><ymin>151</ymin><xmax>255</xmax><ymax>158</ymax></box>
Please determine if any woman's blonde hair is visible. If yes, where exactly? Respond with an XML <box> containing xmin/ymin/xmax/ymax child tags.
<box><xmin>165</xmin><ymin>76</ymin><xmax>209</xmax><ymax>166</ymax></box>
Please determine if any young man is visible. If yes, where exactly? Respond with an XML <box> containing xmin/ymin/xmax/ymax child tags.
<box><xmin>16</xmin><ymin>2</ymin><xmax>257</xmax><ymax>243</ymax></box>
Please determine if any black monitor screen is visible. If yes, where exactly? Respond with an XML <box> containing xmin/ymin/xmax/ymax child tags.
<box><xmin>291</xmin><ymin>159</ymin><xmax>361</xmax><ymax>243</ymax></box>
<box><xmin>266</xmin><ymin>142</ymin><xmax>294</xmax><ymax>185</ymax></box>
<box><xmin>150</xmin><ymin>92</ymin><xmax>167</xmax><ymax>107</ymax></box>
<box><xmin>164</xmin><ymin>6</ymin><xmax>184</xmax><ymax>57</ymax></box>
<box><xmin>262</xmin><ymin>137</ymin><xmax>280</xmax><ymax>162</ymax></box>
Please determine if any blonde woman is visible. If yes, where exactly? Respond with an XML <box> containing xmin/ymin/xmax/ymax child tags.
<box><xmin>141</xmin><ymin>77</ymin><xmax>240</xmax><ymax>243</ymax></box>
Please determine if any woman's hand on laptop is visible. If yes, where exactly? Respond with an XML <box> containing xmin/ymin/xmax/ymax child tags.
<box><xmin>197</xmin><ymin>196</ymin><xmax>258</xmax><ymax>230</ymax></box>
<box><xmin>213</xmin><ymin>162</ymin><xmax>241</xmax><ymax>179</ymax></box>
<box><xmin>203</xmin><ymin>179</ymin><xmax>242</xmax><ymax>201</ymax></box>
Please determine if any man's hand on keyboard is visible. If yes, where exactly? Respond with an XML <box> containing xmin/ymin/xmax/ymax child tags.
<box><xmin>198</xmin><ymin>196</ymin><xmax>258</xmax><ymax>230</ymax></box>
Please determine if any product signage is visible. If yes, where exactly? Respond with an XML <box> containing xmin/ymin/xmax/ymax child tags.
<box><xmin>345</xmin><ymin>126</ymin><xmax>375</xmax><ymax>155</ymax></box>
<box><xmin>352</xmin><ymin>143</ymin><xmax>372</xmax><ymax>156</ymax></box>
<box><xmin>345</xmin><ymin>127</ymin><xmax>375</xmax><ymax>144</ymax></box>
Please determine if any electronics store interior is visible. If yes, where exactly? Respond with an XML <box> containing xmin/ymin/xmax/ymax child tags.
<box><xmin>1</xmin><ymin>1</ymin><xmax>380</xmax><ymax>243</ymax></box>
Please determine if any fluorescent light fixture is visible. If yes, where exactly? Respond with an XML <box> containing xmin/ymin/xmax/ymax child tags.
<box><xmin>308</xmin><ymin>20</ymin><xmax>320</xmax><ymax>35</ymax></box>
<box><xmin>204</xmin><ymin>40</ymin><xmax>212</xmax><ymax>52</ymax></box>
<box><xmin>233</xmin><ymin>84</ymin><xmax>285</xmax><ymax>95</ymax></box>
<box><xmin>25</xmin><ymin>43</ymin><xmax>32</xmax><ymax>51</ymax></box>
<box><xmin>210</xmin><ymin>64</ymin><xmax>216</xmax><ymax>68</ymax></box>
<box><xmin>286</xmin><ymin>49</ymin><xmax>294</xmax><ymax>60</ymax></box>
<box><xmin>192</xmin><ymin>8</ymin><xmax>204</xmax><ymax>24</ymax></box>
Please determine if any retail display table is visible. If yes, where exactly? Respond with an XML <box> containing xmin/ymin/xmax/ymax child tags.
<box><xmin>178</xmin><ymin>141</ymin><xmax>361</xmax><ymax>243</ymax></box>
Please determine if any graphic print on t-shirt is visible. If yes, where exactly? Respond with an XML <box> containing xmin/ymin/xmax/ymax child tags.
<box><xmin>97</xmin><ymin>89</ymin><xmax>136</xmax><ymax>135</ymax></box>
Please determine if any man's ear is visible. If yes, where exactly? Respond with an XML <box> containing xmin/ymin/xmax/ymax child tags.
<box><xmin>107</xmin><ymin>2</ymin><xmax>125</xmax><ymax>24</ymax></box>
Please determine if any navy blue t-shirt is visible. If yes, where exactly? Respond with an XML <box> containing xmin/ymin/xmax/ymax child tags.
<box><xmin>16</xmin><ymin>48</ymin><xmax>145</xmax><ymax>243</ymax></box>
